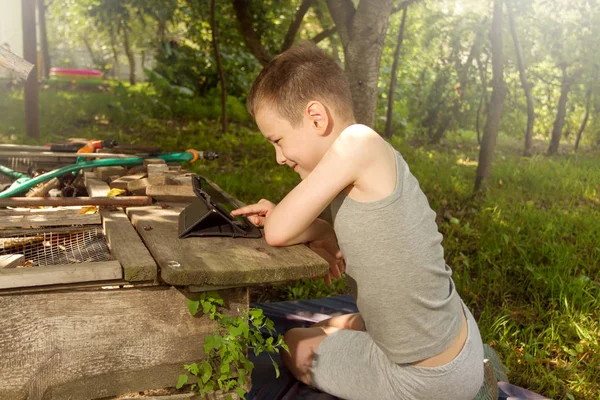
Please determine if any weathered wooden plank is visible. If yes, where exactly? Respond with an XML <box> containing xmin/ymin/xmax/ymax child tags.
<box><xmin>0</xmin><ymin>286</ymin><xmax>248</xmax><ymax>400</ymax></box>
<box><xmin>0</xmin><ymin>211</ymin><xmax>101</xmax><ymax>229</ymax></box>
<box><xmin>110</xmin><ymin>173</ymin><xmax>147</xmax><ymax>190</ymax></box>
<box><xmin>0</xmin><ymin>254</ymin><xmax>25</xmax><ymax>269</ymax></box>
<box><xmin>101</xmin><ymin>209</ymin><xmax>157</xmax><ymax>282</ymax></box>
<box><xmin>0</xmin><ymin>279</ymin><xmax>158</xmax><ymax>296</ymax></box>
<box><xmin>94</xmin><ymin>166</ymin><xmax>126</xmax><ymax>182</ymax></box>
<box><xmin>0</xmin><ymin>260</ymin><xmax>123</xmax><ymax>289</ymax></box>
<box><xmin>146</xmin><ymin>185</ymin><xmax>196</xmax><ymax>202</ymax></box>
<box><xmin>84</xmin><ymin>171</ymin><xmax>111</xmax><ymax>197</ymax></box>
<box><xmin>127</xmin><ymin>177</ymin><xmax>149</xmax><ymax>195</ymax></box>
<box><xmin>147</xmin><ymin>163</ymin><xmax>169</xmax><ymax>178</ymax></box>
<box><xmin>0</xmin><ymin>45</ymin><xmax>33</xmax><ymax>79</ymax></box>
<box><xmin>127</xmin><ymin>204</ymin><xmax>328</xmax><ymax>286</ymax></box>
<box><xmin>0</xmin><ymin>196</ymin><xmax>152</xmax><ymax>208</ymax></box>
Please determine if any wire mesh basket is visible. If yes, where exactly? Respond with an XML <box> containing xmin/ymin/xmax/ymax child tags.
<box><xmin>0</xmin><ymin>226</ymin><xmax>113</xmax><ymax>267</ymax></box>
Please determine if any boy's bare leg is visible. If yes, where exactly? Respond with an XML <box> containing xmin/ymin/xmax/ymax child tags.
<box><xmin>282</xmin><ymin>313</ymin><xmax>365</xmax><ymax>386</ymax></box>
<box><xmin>312</xmin><ymin>312</ymin><xmax>365</xmax><ymax>331</ymax></box>
<box><xmin>281</xmin><ymin>325</ymin><xmax>339</xmax><ymax>386</ymax></box>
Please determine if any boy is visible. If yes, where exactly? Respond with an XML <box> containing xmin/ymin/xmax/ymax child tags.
<box><xmin>231</xmin><ymin>43</ymin><xmax>484</xmax><ymax>400</ymax></box>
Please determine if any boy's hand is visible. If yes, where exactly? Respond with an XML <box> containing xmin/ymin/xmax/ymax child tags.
<box><xmin>230</xmin><ymin>198</ymin><xmax>276</xmax><ymax>227</ymax></box>
<box><xmin>307</xmin><ymin>232</ymin><xmax>345</xmax><ymax>286</ymax></box>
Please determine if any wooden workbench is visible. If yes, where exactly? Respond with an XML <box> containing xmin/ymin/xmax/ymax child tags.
<box><xmin>0</xmin><ymin>160</ymin><xmax>328</xmax><ymax>400</ymax></box>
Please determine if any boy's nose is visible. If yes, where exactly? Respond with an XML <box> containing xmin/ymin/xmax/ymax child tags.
<box><xmin>275</xmin><ymin>147</ymin><xmax>287</xmax><ymax>165</ymax></box>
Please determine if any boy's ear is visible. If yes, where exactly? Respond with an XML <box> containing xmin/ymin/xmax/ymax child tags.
<box><xmin>305</xmin><ymin>101</ymin><xmax>330</xmax><ymax>136</ymax></box>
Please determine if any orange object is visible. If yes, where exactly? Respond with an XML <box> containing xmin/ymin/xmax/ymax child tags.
<box><xmin>186</xmin><ymin>148</ymin><xmax>200</xmax><ymax>163</ymax></box>
<box><xmin>77</xmin><ymin>139</ymin><xmax>117</xmax><ymax>154</ymax></box>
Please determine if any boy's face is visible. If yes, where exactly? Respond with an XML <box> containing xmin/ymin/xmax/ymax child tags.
<box><xmin>255</xmin><ymin>104</ymin><xmax>328</xmax><ymax>179</ymax></box>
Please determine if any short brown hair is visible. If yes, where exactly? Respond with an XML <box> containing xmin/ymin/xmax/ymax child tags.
<box><xmin>247</xmin><ymin>42</ymin><xmax>354</xmax><ymax>126</ymax></box>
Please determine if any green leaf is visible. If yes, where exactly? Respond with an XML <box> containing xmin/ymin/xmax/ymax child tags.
<box><xmin>235</xmin><ymin>387</ymin><xmax>247</xmax><ymax>399</ymax></box>
<box><xmin>204</xmin><ymin>335</ymin><xmax>216</xmax><ymax>354</ymax></box>
<box><xmin>273</xmin><ymin>360</ymin><xmax>280</xmax><ymax>378</ymax></box>
<box><xmin>201</xmin><ymin>361</ymin><xmax>213</xmax><ymax>384</ymax></box>
<box><xmin>228</xmin><ymin>325</ymin><xmax>243</xmax><ymax>337</ymax></box>
<box><xmin>176</xmin><ymin>374</ymin><xmax>188</xmax><ymax>389</ymax></box>
<box><xmin>202</xmin><ymin>301</ymin><xmax>212</xmax><ymax>314</ymax></box>
<box><xmin>187</xmin><ymin>299</ymin><xmax>200</xmax><ymax>316</ymax></box>
<box><xmin>220</xmin><ymin>362</ymin><xmax>230</xmax><ymax>373</ymax></box>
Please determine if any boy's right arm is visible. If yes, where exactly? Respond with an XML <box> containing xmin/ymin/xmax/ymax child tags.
<box><xmin>232</xmin><ymin>201</ymin><xmax>344</xmax><ymax>283</ymax></box>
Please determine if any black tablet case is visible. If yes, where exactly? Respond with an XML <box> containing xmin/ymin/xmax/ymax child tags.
<box><xmin>178</xmin><ymin>176</ymin><xmax>262</xmax><ymax>239</ymax></box>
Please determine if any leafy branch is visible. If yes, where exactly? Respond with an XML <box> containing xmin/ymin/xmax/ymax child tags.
<box><xmin>177</xmin><ymin>291</ymin><xmax>289</xmax><ymax>400</ymax></box>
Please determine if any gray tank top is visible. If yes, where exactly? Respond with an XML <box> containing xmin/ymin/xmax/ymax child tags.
<box><xmin>329</xmin><ymin>146</ymin><xmax>463</xmax><ymax>364</ymax></box>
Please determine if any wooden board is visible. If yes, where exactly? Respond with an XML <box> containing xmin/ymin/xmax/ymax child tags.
<box><xmin>110</xmin><ymin>173</ymin><xmax>147</xmax><ymax>190</ymax></box>
<box><xmin>127</xmin><ymin>204</ymin><xmax>328</xmax><ymax>286</ymax></box>
<box><xmin>0</xmin><ymin>286</ymin><xmax>247</xmax><ymax>400</ymax></box>
<box><xmin>0</xmin><ymin>210</ymin><xmax>101</xmax><ymax>229</ymax></box>
<box><xmin>0</xmin><ymin>260</ymin><xmax>123</xmax><ymax>289</ymax></box>
<box><xmin>146</xmin><ymin>185</ymin><xmax>195</xmax><ymax>202</ymax></box>
<box><xmin>0</xmin><ymin>45</ymin><xmax>34</xmax><ymax>79</ymax></box>
<box><xmin>0</xmin><ymin>254</ymin><xmax>25</xmax><ymax>269</ymax></box>
<box><xmin>84</xmin><ymin>171</ymin><xmax>111</xmax><ymax>197</ymax></box>
<box><xmin>101</xmin><ymin>209</ymin><xmax>157</xmax><ymax>282</ymax></box>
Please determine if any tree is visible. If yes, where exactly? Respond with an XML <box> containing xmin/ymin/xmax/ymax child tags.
<box><xmin>232</xmin><ymin>0</ymin><xmax>325</xmax><ymax>66</ymax></box>
<box><xmin>38</xmin><ymin>0</ymin><xmax>53</xmax><ymax>78</ymax></box>
<box><xmin>506</xmin><ymin>0</ymin><xmax>535</xmax><ymax>156</ymax></box>
<box><xmin>574</xmin><ymin>86</ymin><xmax>592</xmax><ymax>152</ymax></box>
<box><xmin>385</xmin><ymin>5</ymin><xmax>409</xmax><ymax>138</ymax></box>
<box><xmin>233</xmin><ymin>0</ymin><xmax>404</xmax><ymax>128</ymax></box>
<box><xmin>210</xmin><ymin>0</ymin><xmax>227</xmax><ymax>133</ymax></box>
<box><xmin>547</xmin><ymin>64</ymin><xmax>582</xmax><ymax>155</ymax></box>
<box><xmin>474</xmin><ymin>0</ymin><xmax>506</xmax><ymax>193</ymax></box>
<box><xmin>326</xmin><ymin>0</ymin><xmax>396</xmax><ymax>127</ymax></box>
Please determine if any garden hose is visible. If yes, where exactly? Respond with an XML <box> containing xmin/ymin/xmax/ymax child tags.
<box><xmin>0</xmin><ymin>150</ymin><xmax>218</xmax><ymax>198</ymax></box>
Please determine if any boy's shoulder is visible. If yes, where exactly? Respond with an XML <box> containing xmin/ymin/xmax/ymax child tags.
<box><xmin>335</xmin><ymin>123</ymin><xmax>393</xmax><ymax>162</ymax></box>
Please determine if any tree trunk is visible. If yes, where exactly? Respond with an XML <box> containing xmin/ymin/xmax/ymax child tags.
<box><xmin>385</xmin><ymin>6</ymin><xmax>408</xmax><ymax>139</ymax></box>
<box><xmin>38</xmin><ymin>0</ymin><xmax>51</xmax><ymax>78</ymax></box>
<box><xmin>475</xmin><ymin>55</ymin><xmax>489</xmax><ymax>144</ymax></box>
<box><xmin>574</xmin><ymin>88</ymin><xmax>591</xmax><ymax>152</ymax></box>
<box><xmin>548</xmin><ymin>65</ymin><xmax>581</xmax><ymax>155</ymax></box>
<box><xmin>506</xmin><ymin>0</ymin><xmax>535</xmax><ymax>156</ymax></box>
<box><xmin>211</xmin><ymin>0</ymin><xmax>228</xmax><ymax>134</ymax></box>
<box><xmin>22</xmin><ymin>0</ymin><xmax>39</xmax><ymax>140</ymax></box>
<box><xmin>281</xmin><ymin>0</ymin><xmax>315</xmax><ymax>52</ymax></box>
<box><xmin>122</xmin><ymin>24</ymin><xmax>136</xmax><ymax>85</ymax></box>
<box><xmin>474</xmin><ymin>0</ymin><xmax>506</xmax><ymax>193</ymax></box>
<box><xmin>109</xmin><ymin>30</ymin><xmax>120</xmax><ymax>79</ymax></box>
<box><xmin>327</xmin><ymin>0</ymin><xmax>395</xmax><ymax>127</ymax></box>
<box><xmin>232</xmin><ymin>0</ymin><xmax>273</xmax><ymax>66</ymax></box>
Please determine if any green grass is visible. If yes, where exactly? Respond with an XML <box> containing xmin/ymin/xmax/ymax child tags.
<box><xmin>1</xmin><ymin>83</ymin><xmax>598</xmax><ymax>400</ymax></box>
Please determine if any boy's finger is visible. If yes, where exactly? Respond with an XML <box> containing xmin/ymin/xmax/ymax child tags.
<box><xmin>231</xmin><ymin>203</ymin><xmax>264</xmax><ymax>216</ymax></box>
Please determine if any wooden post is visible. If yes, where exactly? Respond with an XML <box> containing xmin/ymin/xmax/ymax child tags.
<box><xmin>22</xmin><ymin>0</ymin><xmax>40</xmax><ymax>140</ymax></box>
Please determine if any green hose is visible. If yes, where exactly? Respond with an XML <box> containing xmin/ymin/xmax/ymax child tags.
<box><xmin>0</xmin><ymin>151</ymin><xmax>196</xmax><ymax>198</ymax></box>
<box><xmin>0</xmin><ymin>164</ymin><xmax>29</xmax><ymax>181</ymax></box>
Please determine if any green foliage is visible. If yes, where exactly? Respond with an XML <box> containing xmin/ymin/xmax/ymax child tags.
<box><xmin>3</xmin><ymin>62</ymin><xmax>600</xmax><ymax>400</ymax></box>
<box><xmin>284</xmin><ymin>276</ymin><xmax>349</xmax><ymax>301</ymax></box>
<box><xmin>179</xmin><ymin>292</ymin><xmax>288</xmax><ymax>398</ymax></box>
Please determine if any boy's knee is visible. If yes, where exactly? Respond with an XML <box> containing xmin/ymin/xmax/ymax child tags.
<box><xmin>282</xmin><ymin>327</ymin><xmax>329</xmax><ymax>386</ymax></box>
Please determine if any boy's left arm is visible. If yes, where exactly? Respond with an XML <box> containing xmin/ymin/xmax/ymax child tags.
<box><xmin>263</xmin><ymin>130</ymin><xmax>374</xmax><ymax>247</ymax></box>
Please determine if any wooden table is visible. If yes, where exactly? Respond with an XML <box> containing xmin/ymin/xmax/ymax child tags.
<box><xmin>0</xmin><ymin>169</ymin><xmax>328</xmax><ymax>400</ymax></box>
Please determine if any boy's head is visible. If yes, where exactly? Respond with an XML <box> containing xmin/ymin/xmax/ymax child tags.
<box><xmin>247</xmin><ymin>42</ymin><xmax>354</xmax><ymax>127</ymax></box>
<box><xmin>247</xmin><ymin>43</ymin><xmax>355</xmax><ymax>178</ymax></box>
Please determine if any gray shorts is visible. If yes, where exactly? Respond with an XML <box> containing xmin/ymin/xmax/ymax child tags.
<box><xmin>311</xmin><ymin>303</ymin><xmax>484</xmax><ymax>400</ymax></box>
